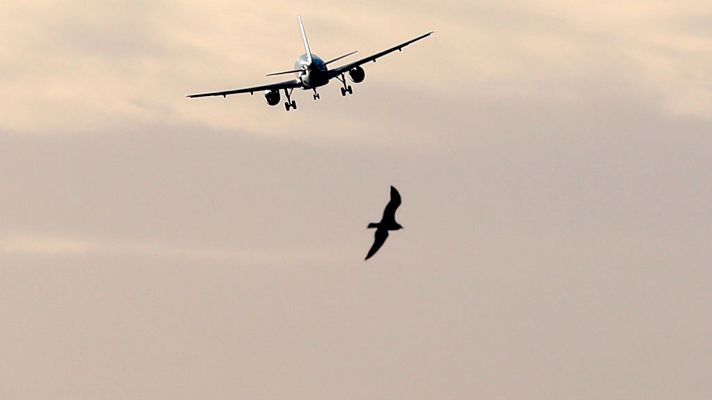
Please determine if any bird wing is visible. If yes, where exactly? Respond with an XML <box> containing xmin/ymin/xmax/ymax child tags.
<box><xmin>382</xmin><ymin>185</ymin><xmax>402</xmax><ymax>223</ymax></box>
<box><xmin>365</xmin><ymin>228</ymin><xmax>389</xmax><ymax>260</ymax></box>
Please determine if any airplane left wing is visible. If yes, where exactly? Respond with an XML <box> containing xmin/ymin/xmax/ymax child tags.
<box><xmin>187</xmin><ymin>79</ymin><xmax>301</xmax><ymax>98</ymax></box>
<box><xmin>329</xmin><ymin>31</ymin><xmax>433</xmax><ymax>77</ymax></box>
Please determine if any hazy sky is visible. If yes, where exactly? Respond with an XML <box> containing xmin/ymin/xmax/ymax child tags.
<box><xmin>1</xmin><ymin>1</ymin><xmax>711</xmax><ymax>399</ymax></box>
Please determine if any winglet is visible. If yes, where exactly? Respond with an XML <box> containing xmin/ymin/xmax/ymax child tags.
<box><xmin>298</xmin><ymin>16</ymin><xmax>313</xmax><ymax>64</ymax></box>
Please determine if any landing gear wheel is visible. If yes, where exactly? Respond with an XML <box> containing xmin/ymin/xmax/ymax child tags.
<box><xmin>284</xmin><ymin>100</ymin><xmax>297</xmax><ymax>111</ymax></box>
<box><xmin>313</xmin><ymin>93</ymin><xmax>320</xmax><ymax>100</ymax></box>
<box><xmin>338</xmin><ymin>73</ymin><xmax>354</xmax><ymax>97</ymax></box>
<box><xmin>341</xmin><ymin>85</ymin><xmax>354</xmax><ymax>96</ymax></box>
<box><xmin>283</xmin><ymin>88</ymin><xmax>297</xmax><ymax>111</ymax></box>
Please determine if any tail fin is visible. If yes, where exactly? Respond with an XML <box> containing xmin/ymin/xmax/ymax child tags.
<box><xmin>298</xmin><ymin>16</ymin><xmax>313</xmax><ymax>64</ymax></box>
<box><xmin>367</xmin><ymin>222</ymin><xmax>380</xmax><ymax>229</ymax></box>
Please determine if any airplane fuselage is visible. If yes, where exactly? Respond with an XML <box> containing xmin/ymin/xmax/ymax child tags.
<box><xmin>294</xmin><ymin>54</ymin><xmax>329</xmax><ymax>89</ymax></box>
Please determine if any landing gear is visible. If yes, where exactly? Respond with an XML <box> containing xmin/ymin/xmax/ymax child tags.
<box><xmin>337</xmin><ymin>73</ymin><xmax>353</xmax><ymax>96</ymax></box>
<box><xmin>312</xmin><ymin>88</ymin><xmax>320</xmax><ymax>100</ymax></box>
<box><xmin>283</xmin><ymin>88</ymin><xmax>297</xmax><ymax>111</ymax></box>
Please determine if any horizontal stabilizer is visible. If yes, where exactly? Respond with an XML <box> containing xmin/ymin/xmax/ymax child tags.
<box><xmin>325</xmin><ymin>50</ymin><xmax>358</xmax><ymax>65</ymax></box>
<box><xmin>266</xmin><ymin>68</ymin><xmax>304</xmax><ymax>77</ymax></box>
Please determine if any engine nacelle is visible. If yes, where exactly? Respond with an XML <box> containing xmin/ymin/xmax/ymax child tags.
<box><xmin>264</xmin><ymin>89</ymin><xmax>281</xmax><ymax>106</ymax></box>
<box><xmin>348</xmin><ymin>66</ymin><xmax>365</xmax><ymax>83</ymax></box>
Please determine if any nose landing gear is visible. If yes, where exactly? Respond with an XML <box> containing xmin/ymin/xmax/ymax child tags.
<box><xmin>312</xmin><ymin>88</ymin><xmax>320</xmax><ymax>100</ymax></box>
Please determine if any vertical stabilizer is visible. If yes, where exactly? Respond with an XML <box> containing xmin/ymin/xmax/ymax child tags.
<box><xmin>298</xmin><ymin>16</ymin><xmax>313</xmax><ymax>64</ymax></box>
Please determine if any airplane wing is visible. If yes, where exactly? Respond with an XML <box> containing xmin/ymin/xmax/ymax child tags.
<box><xmin>187</xmin><ymin>79</ymin><xmax>301</xmax><ymax>98</ymax></box>
<box><xmin>329</xmin><ymin>31</ymin><xmax>433</xmax><ymax>77</ymax></box>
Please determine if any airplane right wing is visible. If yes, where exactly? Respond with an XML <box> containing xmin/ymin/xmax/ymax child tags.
<box><xmin>187</xmin><ymin>78</ymin><xmax>301</xmax><ymax>98</ymax></box>
<box><xmin>328</xmin><ymin>31</ymin><xmax>433</xmax><ymax>77</ymax></box>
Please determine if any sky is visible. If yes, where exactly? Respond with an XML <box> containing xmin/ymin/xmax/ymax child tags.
<box><xmin>1</xmin><ymin>1</ymin><xmax>711</xmax><ymax>399</ymax></box>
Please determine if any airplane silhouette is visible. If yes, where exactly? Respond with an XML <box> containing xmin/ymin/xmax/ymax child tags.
<box><xmin>187</xmin><ymin>17</ymin><xmax>432</xmax><ymax>111</ymax></box>
<box><xmin>365</xmin><ymin>186</ymin><xmax>403</xmax><ymax>260</ymax></box>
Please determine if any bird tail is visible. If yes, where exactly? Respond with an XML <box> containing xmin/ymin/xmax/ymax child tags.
<box><xmin>367</xmin><ymin>222</ymin><xmax>380</xmax><ymax>229</ymax></box>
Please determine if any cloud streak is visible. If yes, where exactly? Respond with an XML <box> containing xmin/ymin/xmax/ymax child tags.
<box><xmin>0</xmin><ymin>234</ymin><xmax>92</xmax><ymax>255</ymax></box>
<box><xmin>0</xmin><ymin>232</ymin><xmax>336</xmax><ymax>265</ymax></box>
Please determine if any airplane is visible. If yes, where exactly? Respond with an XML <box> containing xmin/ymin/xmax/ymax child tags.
<box><xmin>187</xmin><ymin>16</ymin><xmax>432</xmax><ymax>111</ymax></box>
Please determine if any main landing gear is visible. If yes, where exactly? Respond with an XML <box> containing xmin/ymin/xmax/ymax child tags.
<box><xmin>337</xmin><ymin>73</ymin><xmax>353</xmax><ymax>96</ymax></box>
<box><xmin>284</xmin><ymin>88</ymin><xmax>297</xmax><ymax>111</ymax></box>
<box><xmin>312</xmin><ymin>88</ymin><xmax>320</xmax><ymax>100</ymax></box>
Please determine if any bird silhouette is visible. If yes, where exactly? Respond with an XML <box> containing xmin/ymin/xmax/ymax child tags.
<box><xmin>365</xmin><ymin>186</ymin><xmax>403</xmax><ymax>260</ymax></box>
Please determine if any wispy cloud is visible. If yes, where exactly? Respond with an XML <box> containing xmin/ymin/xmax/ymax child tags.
<box><xmin>0</xmin><ymin>233</ymin><xmax>334</xmax><ymax>264</ymax></box>
<box><xmin>0</xmin><ymin>234</ymin><xmax>92</xmax><ymax>255</ymax></box>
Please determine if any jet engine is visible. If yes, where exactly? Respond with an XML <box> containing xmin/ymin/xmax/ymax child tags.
<box><xmin>264</xmin><ymin>89</ymin><xmax>281</xmax><ymax>106</ymax></box>
<box><xmin>348</xmin><ymin>66</ymin><xmax>365</xmax><ymax>83</ymax></box>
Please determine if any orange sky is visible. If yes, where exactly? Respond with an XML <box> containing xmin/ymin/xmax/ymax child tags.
<box><xmin>1</xmin><ymin>1</ymin><xmax>711</xmax><ymax>399</ymax></box>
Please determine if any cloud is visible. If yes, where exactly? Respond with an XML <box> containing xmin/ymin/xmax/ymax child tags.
<box><xmin>1</xmin><ymin>1</ymin><xmax>710</xmax><ymax>140</ymax></box>
<box><xmin>0</xmin><ymin>234</ymin><xmax>92</xmax><ymax>255</ymax></box>
<box><xmin>0</xmin><ymin>232</ymin><xmax>334</xmax><ymax>264</ymax></box>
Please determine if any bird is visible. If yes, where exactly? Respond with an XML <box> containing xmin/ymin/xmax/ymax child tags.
<box><xmin>365</xmin><ymin>186</ymin><xmax>403</xmax><ymax>260</ymax></box>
